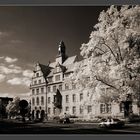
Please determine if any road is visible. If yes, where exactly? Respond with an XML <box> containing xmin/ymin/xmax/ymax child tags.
<box><xmin>0</xmin><ymin>119</ymin><xmax>140</xmax><ymax>134</ymax></box>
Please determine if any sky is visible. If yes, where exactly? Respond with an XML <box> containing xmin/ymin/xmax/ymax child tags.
<box><xmin>0</xmin><ymin>6</ymin><xmax>108</xmax><ymax>98</ymax></box>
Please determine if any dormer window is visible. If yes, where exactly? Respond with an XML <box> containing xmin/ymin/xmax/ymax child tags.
<box><xmin>56</xmin><ymin>66</ymin><xmax>60</xmax><ymax>73</ymax></box>
<box><xmin>55</xmin><ymin>75</ymin><xmax>60</xmax><ymax>81</ymax></box>
<box><xmin>48</xmin><ymin>77</ymin><xmax>52</xmax><ymax>83</ymax></box>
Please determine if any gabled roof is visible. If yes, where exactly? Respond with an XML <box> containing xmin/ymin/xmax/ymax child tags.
<box><xmin>49</xmin><ymin>62</ymin><xmax>56</xmax><ymax>68</ymax></box>
<box><xmin>39</xmin><ymin>63</ymin><xmax>52</xmax><ymax>79</ymax></box>
<box><xmin>63</xmin><ymin>55</ymin><xmax>77</xmax><ymax>66</ymax></box>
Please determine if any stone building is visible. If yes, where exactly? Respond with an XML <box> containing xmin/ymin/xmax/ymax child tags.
<box><xmin>30</xmin><ymin>41</ymin><xmax>140</xmax><ymax>120</ymax></box>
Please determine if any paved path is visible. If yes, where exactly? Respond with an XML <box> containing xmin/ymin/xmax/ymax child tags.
<box><xmin>0</xmin><ymin>119</ymin><xmax>140</xmax><ymax>134</ymax></box>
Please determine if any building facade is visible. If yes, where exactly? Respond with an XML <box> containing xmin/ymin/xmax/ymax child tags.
<box><xmin>30</xmin><ymin>41</ymin><xmax>140</xmax><ymax>120</ymax></box>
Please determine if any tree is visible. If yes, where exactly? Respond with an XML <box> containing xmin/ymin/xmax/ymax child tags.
<box><xmin>6</xmin><ymin>97</ymin><xmax>20</xmax><ymax>118</ymax></box>
<box><xmin>66</xmin><ymin>6</ymin><xmax>140</xmax><ymax>116</ymax></box>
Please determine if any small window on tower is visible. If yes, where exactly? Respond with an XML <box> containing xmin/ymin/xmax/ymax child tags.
<box><xmin>36</xmin><ymin>73</ymin><xmax>39</xmax><ymax>77</ymax></box>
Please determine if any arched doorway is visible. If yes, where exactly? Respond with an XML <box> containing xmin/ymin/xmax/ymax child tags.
<box><xmin>32</xmin><ymin>110</ymin><xmax>35</xmax><ymax>120</ymax></box>
<box><xmin>40</xmin><ymin>110</ymin><xmax>45</xmax><ymax>121</ymax></box>
<box><xmin>36</xmin><ymin>110</ymin><xmax>40</xmax><ymax>119</ymax></box>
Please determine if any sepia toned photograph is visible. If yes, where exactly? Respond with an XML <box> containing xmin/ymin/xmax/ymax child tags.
<box><xmin>0</xmin><ymin>5</ymin><xmax>140</xmax><ymax>134</ymax></box>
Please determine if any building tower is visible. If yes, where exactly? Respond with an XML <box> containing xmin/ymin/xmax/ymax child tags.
<box><xmin>56</xmin><ymin>41</ymin><xmax>67</xmax><ymax>64</ymax></box>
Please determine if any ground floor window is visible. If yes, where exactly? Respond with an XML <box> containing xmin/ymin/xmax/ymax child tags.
<box><xmin>80</xmin><ymin>106</ymin><xmax>83</xmax><ymax>114</ymax></box>
<box><xmin>87</xmin><ymin>105</ymin><xmax>92</xmax><ymax>113</ymax></box>
<box><xmin>120</xmin><ymin>102</ymin><xmax>124</xmax><ymax>112</ymax></box>
<box><xmin>48</xmin><ymin>108</ymin><xmax>51</xmax><ymax>114</ymax></box>
<box><xmin>72</xmin><ymin>106</ymin><xmax>76</xmax><ymax>114</ymax></box>
<box><xmin>100</xmin><ymin>103</ymin><xmax>111</xmax><ymax>113</ymax></box>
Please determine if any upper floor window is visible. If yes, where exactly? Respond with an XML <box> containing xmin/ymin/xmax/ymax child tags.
<box><xmin>41</xmin><ymin>87</ymin><xmax>44</xmax><ymax>93</ymax></box>
<box><xmin>48</xmin><ymin>86</ymin><xmax>51</xmax><ymax>92</ymax></box>
<box><xmin>36</xmin><ymin>73</ymin><xmax>39</xmax><ymax>77</ymax></box>
<box><xmin>80</xmin><ymin>93</ymin><xmax>83</xmax><ymax>101</ymax></box>
<box><xmin>34</xmin><ymin>80</ymin><xmax>37</xmax><ymax>85</ymax></box>
<box><xmin>59</xmin><ymin>84</ymin><xmax>62</xmax><ymax>91</ymax></box>
<box><xmin>32</xmin><ymin>89</ymin><xmax>35</xmax><ymax>95</ymax></box>
<box><xmin>87</xmin><ymin>105</ymin><xmax>92</xmax><ymax>113</ymax></box>
<box><xmin>48</xmin><ymin>97</ymin><xmax>51</xmax><ymax>104</ymax></box>
<box><xmin>72</xmin><ymin>84</ymin><xmax>76</xmax><ymax>89</ymax></box>
<box><xmin>41</xmin><ymin>96</ymin><xmax>44</xmax><ymax>105</ymax></box>
<box><xmin>65</xmin><ymin>84</ymin><xmax>69</xmax><ymax>90</ymax></box>
<box><xmin>72</xmin><ymin>94</ymin><xmax>76</xmax><ymax>102</ymax></box>
<box><xmin>55</xmin><ymin>75</ymin><xmax>60</xmax><ymax>81</ymax></box>
<box><xmin>65</xmin><ymin>73</ymin><xmax>70</xmax><ymax>78</ymax></box>
<box><xmin>65</xmin><ymin>106</ymin><xmax>69</xmax><ymax>112</ymax></box>
<box><xmin>36</xmin><ymin>97</ymin><xmax>39</xmax><ymax>106</ymax></box>
<box><xmin>66</xmin><ymin>95</ymin><xmax>69</xmax><ymax>103</ymax></box>
<box><xmin>53</xmin><ymin>85</ymin><xmax>57</xmax><ymax>92</ymax></box>
<box><xmin>39</xmin><ymin>79</ymin><xmax>41</xmax><ymax>84</ymax></box>
<box><xmin>36</xmin><ymin>88</ymin><xmax>39</xmax><ymax>94</ymax></box>
<box><xmin>56</xmin><ymin>67</ymin><xmax>60</xmax><ymax>73</ymax></box>
<box><xmin>32</xmin><ymin>98</ymin><xmax>35</xmax><ymax>106</ymax></box>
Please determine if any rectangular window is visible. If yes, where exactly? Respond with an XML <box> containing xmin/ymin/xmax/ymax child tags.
<box><xmin>106</xmin><ymin>103</ymin><xmax>111</xmax><ymax>113</ymax></box>
<box><xmin>32</xmin><ymin>89</ymin><xmax>35</xmax><ymax>95</ymax></box>
<box><xmin>65</xmin><ymin>106</ymin><xmax>69</xmax><ymax>112</ymax></box>
<box><xmin>36</xmin><ymin>88</ymin><xmax>39</xmax><ymax>94</ymax></box>
<box><xmin>72</xmin><ymin>94</ymin><xmax>76</xmax><ymax>102</ymax></box>
<box><xmin>53</xmin><ymin>85</ymin><xmax>56</xmax><ymax>92</ymax></box>
<box><xmin>48</xmin><ymin>97</ymin><xmax>51</xmax><ymax>104</ymax></box>
<box><xmin>65</xmin><ymin>73</ymin><xmax>70</xmax><ymax>78</ymax></box>
<box><xmin>66</xmin><ymin>95</ymin><xmax>69</xmax><ymax>103</ymax></box>
<box><xmin>53</xmin><ymin>108</ymin><xmax>56</xmax><ymax>115</ymax></box>
<box><xmin>72</xmin><ymin>84</ymin><xmax>76</xmax><ymax>89</ymax></box>
<box><xmin>48</xmin><ymin>86</ymin><xmax>51</xmax><ymax>92</ymax></box>
<box><xmin>72</xmin><ymin>106</ymin><xmax>76</xmax><ymax>114</ymax></box>
<box><xmin>39</xmin><ymin>79</ymin><xmax>41</xmax><ymax>84</ymax></box>
<box><xmin>48</xmin><ymin>108</ymin><xmax>51</xmax><ymax>114</ymax></box>
<box><xmin>55</xmin><ymin>75</ymin><xmax>60</xmax><ymax>81</ymax></box>
<box><xmin>41</xmin><ymin>96</ymin><xmax>44</xmax><ymax>105</ymax></box>
<box><xmin>41</xmin><ymin>87</ymin><xmax>44</xmax><ymax>93</ymax></box>
<box><xmin>80</xmin><ymin>93</ymin><xmax>83</xmax><ymax>101</ymax></box>
<box><xmin>34</xmin><ymin>80</ymin><xmax>37</xmax><ymax>85</ymax></box>
<box><xmin>120</xmin><ymin>102</ymin><xmax>124</xmax><ymax>113</ymax></box>
<box><xmin>80</xmin><ymin>106</ymin><xmax>83</xmax><ymax>114</ymax></box>
<box><xmin>36</xmin><ymin>73</ymin><xmax>39</xmax><ymax>77</ymax></box>
<box><xmin>59</xmin><ymin>84</ymin><xmax>62</xmax><ymax>91</ymax></box>
<box><xmin>87</xmin><ymin>105</ymin><xmax>92</xmax><ymax>113</ymax></box>
<box><xmin>32</xmin><ymin>98</ymin><xmax>35</xmax><ymax>106</ymax></box>
<box><xmin>65</xmin><ymin>84</ymin><xmax>69</xmax><ymax>90</ymax></box>
<box><xmin>100</xmin><ymin>104</ymin><xmax>106</xmax><ymax>113</ymax></box>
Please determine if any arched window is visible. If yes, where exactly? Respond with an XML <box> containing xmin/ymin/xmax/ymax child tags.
<box><xmin>41</xmin><ymin>96</ymin><xmax>44</xmax><ymax>105</ymax></box>
<box><xmin>36</xmin><ymin>97</ymin><xmax>39</xmax><ymax>105</ymax></box>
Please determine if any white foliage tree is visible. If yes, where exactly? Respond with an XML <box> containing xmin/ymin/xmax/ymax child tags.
<box><xmin>66</xmin><ymin>5</ymin><xmax>140</xmax><ymax>107</ymax></box>
<box><xmin>6</xmin><ymin>96</ymin><xmax>20</xmax><ymax>118</ymax></box>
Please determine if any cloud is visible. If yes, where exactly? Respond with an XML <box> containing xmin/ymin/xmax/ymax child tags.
<box><xmin>7</xmin><ymin>77</ymin><xmax>31</xmax><ymax>87</ymax></box>
<box><xmin>0</xmin><ymin>65</ymin><xmax>22</xmax><ymax>74</ymax></box>
<box><xmin>0</xmin><ymin>56</ymin><xmax>4</xmax><ymax>59</ymax></box>
<box><xmin>0</xmin><ymin>74</ymin><xmax>6</xmax><ymax>82</ymax></box>
<box><xmin>5</xmin><ymin>56</ymin><xmax>18</xmax><ymax>63</ymax></box>
<box><xmin>22</xmin><ymin>70</ymin><xmax>33</xmax><ymax>78</ymax></box>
